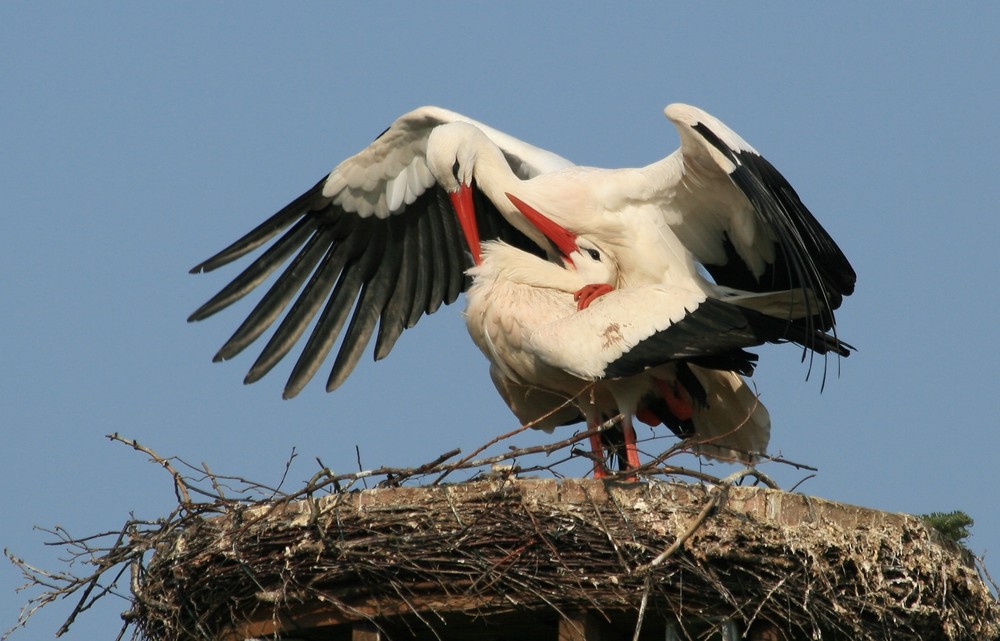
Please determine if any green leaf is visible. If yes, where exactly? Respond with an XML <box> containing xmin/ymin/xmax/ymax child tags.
<box><xmin>920</xmin><ymin>511</ymin><xmax>974</xmax><ymax>544</ymax></box>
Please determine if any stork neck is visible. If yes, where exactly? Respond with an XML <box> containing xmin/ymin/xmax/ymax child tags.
<box><xmin>467</xmin><ymin>143</ymin><xmax>556</xmax><ymax>252</ymax></box>
<box><xmin>471</xmin><ymin>139</ymin><xmax>520</xmax><ymax>198</ymax></box>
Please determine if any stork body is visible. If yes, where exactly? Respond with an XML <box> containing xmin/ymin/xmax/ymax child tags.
<box><xmin>466</xmin><ymin>238</ymin><xmax>778</xmax><ymax>475</ymax></box>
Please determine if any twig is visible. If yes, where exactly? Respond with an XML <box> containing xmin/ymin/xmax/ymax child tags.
<box><xmin>106</xmin><ymin>433</ymin><xmax>192</xmax><ymax>506</ymax></box>
<box><xmin>789</xmin><ymin>474</ymin><xmax>817</xmax><ymax>493</ymax></box>
<box><xmin>631</xmin><ymin>573</ymin><xmax>654</xmax><ymax>641</ymax></box>
<box><xmin>636</xmin><ymin>487</ymin><xmax>726</xmax><ymax>573</ymax></box>
<box><xmin>976</xmin><ymin>554</ymin><xmax>999</xmax><ymax>601</ymax></box>
<box><xmin>432</xmin><ymin>422</ymin><xmax>533</xmax><ymax>485</ymax></box>
<box><xmin>431</xmin><ymin>390</ymin><xmax>596</xmax><ymax>485</ymax></box>
<box><xmin>755</xmin><ymin>452</ymin><xmax>819</xmax><ymax>472</ymax></box>
<box><xmin>355</xmin><ymin>445</ymin><xmax>368</xmax><ymax>489</ymax></box>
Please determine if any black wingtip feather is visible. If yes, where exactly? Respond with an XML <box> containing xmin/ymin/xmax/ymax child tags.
<box><xmin>187</xmin><ymin>217</ymin><xmax>318</xmax><ymax>322</ymax></box>
<box><xmin>211</xmin><ymin>227</ymin><xmax>334</xmax><ymax>361</ymax></box>
<box><xmin>241</xmin><ymin>229</ymin><xmax>358</xmax><ymax>385</ymax></box>
<box><xmin>373</xmin><ymin>215</ymin><xmax>418</xmax><ymax>361</ymax></box>
<box><xmin>325</xmin><ymin>226</ymin><xmax>396</xmax><ymax>393</ymax></box>
<box><xmin>276</xmin><ymin>222</ymin><xmax>380</xmax><ymax>396</ymax></box>
<box><xmin>190</xmin><ymin>176</ymin><xmax>329</xmax><ymax>274</ymax></box>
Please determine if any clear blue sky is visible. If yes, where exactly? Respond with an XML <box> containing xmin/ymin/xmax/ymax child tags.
<box><xmin>3</xmin><ymin>4</ymin><xmax>998</xmax><ymax>638</ymax></box>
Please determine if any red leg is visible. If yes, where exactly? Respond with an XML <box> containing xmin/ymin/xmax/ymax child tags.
<box><xmin>574</xmin><ymin>283</ymin><xmax>614</xmax><ymax>310</ymax></box>
<box><xmin>587</xmin><ymin>423</ymin><xmax>609</xmax><ymax>479</ymax></box>
<box><xmin>621</xmin><ymin>417</ymin><xmax>641</xmax><ymax>471</ymax></box>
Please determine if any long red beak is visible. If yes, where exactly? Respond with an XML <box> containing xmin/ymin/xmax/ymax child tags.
<box><xmin>449</xmin><ymin>183</ymin><xmax>481</xmax><ymax>265</ymax></box>
<box><xmin>505</xmin><ymin>193</ymin><xmax>578</xmax><ymax>261</ymax></box>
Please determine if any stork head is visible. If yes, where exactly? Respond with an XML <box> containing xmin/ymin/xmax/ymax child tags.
<box><xmin>505</xmin><ymin>192</ymin><xmax>618</xmax><ymax>287</ymax></box>
<box><xmin>427</xmin><ymin>122</ymin><xmax>489</xmax><ymax>265</ymax></box>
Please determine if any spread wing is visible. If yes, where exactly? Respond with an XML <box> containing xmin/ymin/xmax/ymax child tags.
<box><xmin>652</xmin><ymin>103</ymin><xmax>856</xmax><ymax>332</ymax></box>
<box><xmin>189</xmin><ymin>106</ymin><xmax>572</xmax><ymax>398</ymax></box>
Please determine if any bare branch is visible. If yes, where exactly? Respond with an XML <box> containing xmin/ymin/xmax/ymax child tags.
<box><xmin>106</xmin><ymin>433</ymin><xmax>192</xmax><ymax>506</ymax></box>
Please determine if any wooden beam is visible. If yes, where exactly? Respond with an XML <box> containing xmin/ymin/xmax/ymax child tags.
<box><xmin>352</xmin><ymin>621</ymin><xmax>380</xmax><ymax>641</ymax></box>
<box><xmin>557</xmin><ymin>610</ymin><xmax>618</xmax><ymax>641</ymax></box>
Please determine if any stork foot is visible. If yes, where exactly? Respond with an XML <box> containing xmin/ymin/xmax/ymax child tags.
<box><xmin>574</xmin><ymin>283</ymin><xmax>614</xmax><ymax>310</ymax></box>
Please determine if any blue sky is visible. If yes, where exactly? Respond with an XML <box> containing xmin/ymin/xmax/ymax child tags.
<box><xmin>3</xmin><ymin>4</ymin><xmax>998</xmax><ymax>638</ymax></box>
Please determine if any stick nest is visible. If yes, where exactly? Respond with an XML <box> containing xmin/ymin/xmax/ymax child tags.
<box><xmin>132</xmin><ymin>478</ymin><xmax>995</xmax><ymax>641</ymax></box>
<box><xmin>6</xmin><ymin>432</ymin><xmax>998</xmax><ymax>641</ymax></box>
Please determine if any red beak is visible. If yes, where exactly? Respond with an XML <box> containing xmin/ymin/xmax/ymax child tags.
<box><xmin>505</xmin><ymin>192</ymin><xmax>578</xmax><ymax>262</ymax></box>
<box><xmin>449</xmin><ymin>183</ymin><xmax>481</xmax><ymax>265</ymax></box>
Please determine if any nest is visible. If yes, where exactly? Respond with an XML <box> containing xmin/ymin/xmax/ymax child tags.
<box><xmin>127</xmin><ymin>478</ymin><xmax>996</xmax><ymax>641</ymax></box>
<box><xmin>6</xmin><ymin>432</ymin><xmax>998</xmax><ymax>641</ymax></box>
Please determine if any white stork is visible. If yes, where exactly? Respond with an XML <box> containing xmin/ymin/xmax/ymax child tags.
<box><xmin>189</xmin><ymin>104</ymin><xmax>855</xmax><ymax>416</ymax></box>
<box><xmin>465</xmin><ymin>201</ymin><xmax>850</xmax><ymax>476</ymax></box>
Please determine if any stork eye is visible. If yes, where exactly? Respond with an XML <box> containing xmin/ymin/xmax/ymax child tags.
<box><xmin>451</xmin><ymin>160</ymin><xmax>461</xmax><ymax>181</ymax></box>
<box><xmin>586</xmin><ymin>248</ymin><xmax>601</xmax><ymax>261</ymax></box>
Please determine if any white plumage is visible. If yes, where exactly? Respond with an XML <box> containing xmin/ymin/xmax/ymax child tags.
<box><xmin>322</xmin><ymin>106</ymin><xmax>572</xmax><ymax>219</ymax></box>
<box><xmin>466</xmin><ymin>238</ymin><xmax>774</xmax><ymax>474</ymax></box>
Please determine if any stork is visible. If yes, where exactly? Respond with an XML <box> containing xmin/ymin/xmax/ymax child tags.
<box><xmin>466</xmin><ymin>198</ymin><xmax>850</xmax><ymax>476</ymax></box>
<box><xmin>189</xmin><ymin>104</ymin><xmax>854</xmax><ymax>424</ymax></box>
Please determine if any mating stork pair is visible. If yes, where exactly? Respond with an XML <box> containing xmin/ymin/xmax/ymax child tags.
<box><xmin>189</xmin><ymin>104</ymin><xmax>855</xmax><ymax>477</ymax></box>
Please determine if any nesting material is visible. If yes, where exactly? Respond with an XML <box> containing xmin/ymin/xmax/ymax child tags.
<box><xmin>130</xmin><ymin>479</ymin><xmax>998</xmax><ymax>641</ymax></box>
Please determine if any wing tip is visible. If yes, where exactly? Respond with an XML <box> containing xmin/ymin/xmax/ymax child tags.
<box><xmin>188</xmin><ymin>256</ymin><xmax>222</xmax><ymax>275</ymax></box>
<box><xmin>663</xmin><ymin>102</ymin><xmax>701</xmax><ymax>123</ymax></box>
<box><xmin>665</xmin><ymin>102</ymin><xmax>758</xmax><ymax>158</ymax></box>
